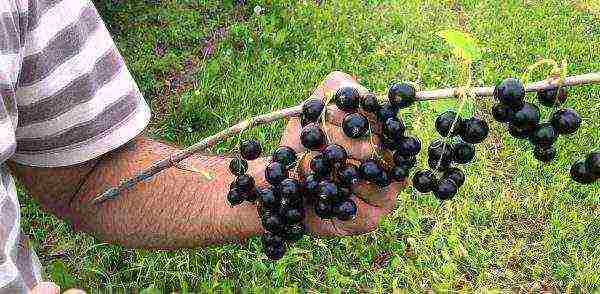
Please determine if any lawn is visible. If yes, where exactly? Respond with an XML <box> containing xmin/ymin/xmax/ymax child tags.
<box><xmin>18</xmin><ymin>0</ymin><xmax>600</xmax><ymax>291</ymax></box>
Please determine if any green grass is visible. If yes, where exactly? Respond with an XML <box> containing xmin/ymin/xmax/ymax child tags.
<box><xmin>18</xmin><ymin>0</ymin><xmax>600</xmax><ymax>291</ymax></box>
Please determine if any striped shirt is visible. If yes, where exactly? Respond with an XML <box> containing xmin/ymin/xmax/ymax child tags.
<box><xmin>0</xmin><ymin>0</ymin><xmax>150</xmax><ymax>291</ymax></box>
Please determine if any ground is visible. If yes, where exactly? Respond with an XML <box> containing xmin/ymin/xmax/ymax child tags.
<box><xmin>17</xmin><ymin>0</ymin><xmax>600</xmax><ymax>291</ymax></box>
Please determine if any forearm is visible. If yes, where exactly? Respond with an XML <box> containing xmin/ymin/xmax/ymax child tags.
<box><xmin>10</xmin><ymin>136</ymin><xmax>265</xmax><ymax>249</ymax></box>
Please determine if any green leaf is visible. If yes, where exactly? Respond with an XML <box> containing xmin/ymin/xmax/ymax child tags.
<box><xmin>437</xmin><ymin>29</ymin><xmax>482</xmax><ymax>62</ymax></box>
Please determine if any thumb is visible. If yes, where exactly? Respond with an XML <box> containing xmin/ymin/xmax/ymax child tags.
<box><xmin>29</xmin><ymin>282</ymin><xmax>59</xmax><ymax>294</ymax></box>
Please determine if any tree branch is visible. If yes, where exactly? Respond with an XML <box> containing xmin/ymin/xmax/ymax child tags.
<box><xmin>91</xmin><ymin>72</ymin><xmax>600</xmax><ymax>205</ymax></box>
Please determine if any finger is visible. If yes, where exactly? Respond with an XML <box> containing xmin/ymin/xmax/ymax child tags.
<box><xmin>280</xmin><ymin>117</ymin><xmax>307</xmax><ymax>154</ymax></box>
<box><xmin>63</xmin><ymin>289</ymin><xmax>87</xmax><ymax>294</ymax></box>
<box><xmin>330</xmin><ymin>197</ymin><xmax>388</xmax><ymax>235</ymax></box>
<box><xmin>323</xmin><ymin>105</ymin><xmax>381</xmax><ymax>134</ymax></box>
<box><xmin>29</xmin><ymin>282</ymin><xmax>59</xmax><ymax>294</ymax></box>
<box><xmin>352</xmin><ymin>179</ymin><xmax>404</xmax><ymax>210</ymax></box>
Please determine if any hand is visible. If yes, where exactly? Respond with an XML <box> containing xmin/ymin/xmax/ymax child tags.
<box><xmin>280</xmin><ymin>72</ymin><xmax>404</xmax><ymax>236</ymax></box>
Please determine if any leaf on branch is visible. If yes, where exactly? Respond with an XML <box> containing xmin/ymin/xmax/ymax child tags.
<box><xmin>437</xmin><ymin>29</ymin><xmax>482</xmax><ymax>62</ymax></box>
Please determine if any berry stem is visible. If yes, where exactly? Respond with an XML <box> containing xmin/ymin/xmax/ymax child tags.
<box><xmin>90</xmin><ymin>72</ymin><xmax>600</xmax><ymax>205</ymax></box>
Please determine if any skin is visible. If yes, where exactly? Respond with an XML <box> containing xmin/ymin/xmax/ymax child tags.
<box><xmin>9</xmin><ymin>72</ymin><xmax>403</xmax><ymax>249</ymax></box>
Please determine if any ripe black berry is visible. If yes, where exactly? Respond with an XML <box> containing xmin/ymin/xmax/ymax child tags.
<box><xmin>303</xmin><ymin>173</ymin><xmax>320</xmax><ymax>196</ymax></box>
<box><xmin>550</xmin><ymin>108</ymin><xmax>582</xmax><ymax>135</ymax></box>
<box><xmin>533</xmin><ymin>145</ymin><xmax>556</xmax><ymax>163</ymax></box>
<box><xmin>265</xmin><ymin>162</ymin><xmax>289</xmax><ymax>185</ymax></box>
<box><xmin>585</xmin><ymin>152</ymin><xmax>600</xmax><ymax>177</ymax></box>
<box><xmin>396</xmin><ymin>136</ymin><xmax>422</xmax><ymax>156</ymax></box>
<box><xmin>283</xmin><ymin>223</ymin><xmax>306</xmax><ymax>242</ymax></box>
<box><xmin>512</xmin><ymin>102</ymin><xmax>540</xmax><ymax>130</ymax></box>
<box><xmin>452</xmin><ymin>140</ymin><xmax>475</xmax><ymax>164</ymax></box>
<box><xmin>318</xmin><ymin>180</ymin><xmax>340</xmax><ymax>203</ymax></box>
<box><xmin>262</xmin><ymin>212</ymin><xmax>285</xmax><ymax>233</ymax></box>
<box><xmin>388</xmin><ymin>82</ymin><xmax>416</xmax><ymax>109</ymax></box>
<box><xmin>390</xmin><ymin>165</ymin><xmax>410</xmax><ymax>182</ymax></box>
<box><xmin>322</xmin><ymin>144</ymin><xmax>348</xmax><ymax>167</ymax></box>
<box><xmin>508</xmin><ymin>123</ymin><xmax>534</xmax><ymax>139</ymax></box>
<box><xmin>537</xmin><ymin>87</ymin><xmax>566</xmax><ymax>108</ymax></box>
<box><xmin>359</xmin><ymin>160</ymin><xmax>384</xmax><ymax>182</ymax></box>
<box><xmin>310</xmin><ymin>153</ymin><xmax>332</xmax><ymax>177</ymax></box>
<box><xmin>444</xmin><ymin>167</ymin><xmax>465</xmax><ymax>188</ymax></box>
<box><xmin>376</xmin><ymin>102</ymin><xmax>399</xmax><ymax>122</ymax></box>
<box><xmin>335</xmin><ymin>199</ymin><xmax>358</xmax><ymax>221</ymax></box>
<box><xmin>412</xmin><ymin>170</ymin><xmax>437</xmax><ymax>193</ymax></box>
<box><xmin>264</xmin><ymin>243</ymin><xmax>285</xmax><ymax>260</ymax></box>
<box><xmin>361</xmin><ymin>93</ymin><xmax>381</xmax><ymax>113</ymax></box>
<box><xmin>433</xmin><ymin>177</ymin><xmax>458</xmax><ymax>200</ymax></box>
<box><xmin>278</xmin><ymin>178</ymin><xmax>301</xmax><ymax>200</ymax></box>
<box><xmin>492</xmin><ymin>103</ymin><xmax>515</xmax><ymax>123</ymax></box>
<box><xmin>428</xmin><ymin>157</ymin><xmax>451</xmax><ymax>171</ymax></box>
<box><xmin>383</xmin><ymin>117</ymin><xmax>406</xmax><ymax>140</ymax></box>
<box><xmin>262</xmin><ymin>231</ymin><xmax>284</xmax><ymax>247</ymax></box>
<box><xmin>258</xmin><ymin>187</ymin><xmax>279</xmax><ymax>208</ymax></box>
<box><xmin>380</xmin><ymin>135</ymin><xmax>397</xmax><ymax>150</ymax></box>
<box><xmin>302</xmin><ymin>98</ymin><xmax>325</xmax><ymax>122</ymax></box>
<box><xmin>342</xmin><ymin>113</ymin><xmax>369</xmax><ymax>138</ymax></box>
<box><xmin>494</xmin><ymin>77</ymin><xmax>525</xmax><ymax>110</ymax></box>
<box><xmin>375</xmin><ymin>171</ymin><xmax>391</xmax><ymax>187</ymax></box>
<box><xmin>240</xmin><ymin>138</ymin><xmax>262</xmax><ymax>160</ymax></box>
<box><xmin>393</xmin><ymin>152</ymin><xmax>417</xmax><ymax>169</ymax></box>
<box><xmin>229</xmin><ymin>157</ymin><xmax>248</xmax><ymax>176</ymax></box>
<box><xmin>529</xmin><ymin>123</ymin><xmax>557</xmax><ymax>147</ymax></box>
<box><xmin>570</xmin><ymin>160</ymin><xmax>596</xmax><ymax>184</ymax></box>
<box><xmin>245</xmin><ymin>189</ymin><xmax>258</xmax><ymax>202</ymax></box>
<box><xmin>272</xmin><ymin>146</ymin><xmax>297</xmax><ymax>168</ymax></box>
<box><xmin>460</xmin><ymin>117</ymin><xmax>489</xmax><ymax>144</ymax></box>
<box><xmin>337</xmin><ymin>164</ymin><xmax>361</xmax><ymax>186</ymax></box>
<box><xmin>300</xmin><ymin>123</ymin><xmax>326</xmax><ymax>150</ymax></box>
<box><xmin>282</xmin><ymin>207</ymin><xmax>305</xmax><ymax>224</ymax></box>
<box><xmin>227</xmin><ymin>188</ymin><xmax>245</xmax><ymax>206</ymax></box>
<box><xmin>314</xmin><ymin>200</ymin><xmax>334</xmax><ymax>219</ymax></box>
<box><xmin>233</xmin><ymin>174</ymin><xmax>255</xmax><ymax>192</ymax></box>
<box><xmin>435</xmin><ymin>110</ymin><xmax>462</xmax><ymax>137</ymax></box>
<box><xmin>428</xmin><ymin>139</ymin><xmax>454</xmax><ymax>168</ymax></box>
<box><xmin>334</xmin><ymin>86</ymin><xmax>361</xmax><ymax>112</ymax></box>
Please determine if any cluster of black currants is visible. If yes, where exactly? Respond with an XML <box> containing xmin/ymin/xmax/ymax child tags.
<box><xmin>570</xmin><ymin>151</ymin><xmax>600</xmax><ymax>185</ymax></box>
<box><xmin>411</xmin><ymin>110</ymin><xmax>488</xmax><ymax>200</ymax></box>
<box><xmin>492</xmin><ymin>78</ymin><xmax>582</xmax><ymax>162</ymax></box>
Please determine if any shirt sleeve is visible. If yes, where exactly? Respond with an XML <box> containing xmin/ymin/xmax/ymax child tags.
<box><xmin>11</xmin><ymin>0</ymin><xmax>150</xmax><ymax>167</ymax></box>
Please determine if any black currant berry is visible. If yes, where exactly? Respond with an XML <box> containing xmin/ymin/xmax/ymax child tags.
<box><xmin>272</xmin><ymin>146</ymin><xmax>297</xmax><ymax>168</ymax></box>
<box><xmin>282</xmin><ymin>207</ymin><xmax>305</xmax><ymax>224</ymax></box>
<box><xmin>537</xmin><ymin>87</ymin><xmax>566</xmax><ymax>108</ymax></box>
<box><xmin>412</xmin><ymin>170</ymin><xmax>437</xmax><ymax>193</ymax></box>
<box><xmin>380</xmin><ymin>135</ymin><xmax>397</xmax><ymax>150</ymax></box>
<box><xmin>375</xmin><ymin>171</ymin><xmax>391</xmax><ymax>187</ymax></box>
<box><xmin>570</xmin><ymin>160</ymin><xmax>596</xmax><ymax>184</ymax></box>
<box><xmin>258</xmin><ymin>187</ymin><xmax>279</xmax><ymax>208</ymax></box>
<box><xmin>390</xmin><ymin>165</ymin><xmax>410</xmax><ymax>182</ymax></box>
<box><xmin>314</xmin><ymin>200</ymin><xmax>335</xmax><ymax>219</ymax></box>
<box><xmin>264</xmin><ymin>243</ymin><xmax>285</xmax><ymax>260</ymax></box>
<box><xmin>303</xmin><ymin>173</ymin><xmax>320</xmax><ymax>196</ymax></box>
<box><xmin>435</xmin><ymin>110</ymin><xmax>462</xmax><ymax>137</ymax></box>
<box><xmin>338</xmin><ymin>186</ymin><xmax>352</xmax><ymax>200</ymax></box>
<box><xmin>240</xmin><ymin>138</ymin><xmax>262</xmax><ymax>160</ymax></box>
<box><xmin>396</xmin><ymin>136</ymin><xmax>422</xmax><ymax>156</ymax></box>
<box><xmin>262</xmin><ymin>231</ymin><xmax>284</xmax><ymax>247</ymax></box>
<box><xmin>283</xmin><ymin>223</ymin><xmax>306</xmax><ymax>242</ymax></box>
<box><xmin>233</xmin><ymin>174</ymin><xmax>255</xmax><ymax>192</ymax></box>
<box><xmin>278</xmin><ymin>178</ymin><xmax>301</xmax><ymax>200</ymax></box>
<box><xmin>310</xmin><ymin>153</ymin><xmax>332</xmax><ymax>177</ymax></box>
<box><xmin>300</xmin><ymin>123</ymin><xmax>326</xmax><ymax>150</ymax></box>
<box><xmin>585</xmin><ymin>152</ymin><xmax>600</xmax><ymax>177</ymax></box>
<box><xmin>245</xmin><ymin>189</ymin><xmax>258</xmax><ymax>202</ymax></box>
<box><xmin>460</xmin><ymin>117</ymin><xmax>489</xmax><ymax>144</ymax></box>
<box><xmin>361</xmin><ymin>93</ymin><xmax>381</xmax><ymax>113</ymax></box>
<box><xmin>452</xmin><ymin>140</ymin><xmax>475</xmax><ymax>164</ymax></box>
<box><xmin>492</xmin><ymin>103</ymin><xmax>515</xmax><ymax>123</ymax></box>
<box><xmin>376</xmin><ymin>102</ymin><xmax>399</xmax><ymax>122</ymax></box>
<box><xmin>550</xmin><ymin>108</ymin><xmax>582</xmax><ymax>135</ymax></box>
<box><xmin>428</xmin><ymin>157</ymin><xmax>451</xmax><ymax>171</ymax></box>
<box><xmin>342</xmin><ymin>113</ymin><xmax>369</xmax><ymax>139</ymax></box>
<box><xmin>433</xmin><ymin>177</ymin><xmax>458</xmax><ymax>200</ymax></box>
<box><xmin>494</xmin><ymin>77</ymin><xmax>525</xmax><ymax>110</ymax></box>
<box><xmin>302</xmin><ymin>98</ymin><xmax>325</xmax><ymax>122</ymax></box>
<box><xmin>393</xmin><ymin>152</ymin><xmax>417</xmax><ymax>169</ymax></box>
<box><xmin>229</xmin><ymin>157</ymin><xmax>248</xmax><ymax>176</ymax></box>
<box><xmin>428</xmin><ymin>139</ymin><xmax>454</xmax><ymax>168</ymax></box>
<box><xmin>227</xmin><ymin>188</ymin><xmax>245</xmax><ymax>206</ymax></box>
<box><xmin>335</xmin><ymin>199</ymin><xmax>358</xmax><ymax>221</ymax></box>
<box><xmin>262</xmin><ymin>212</ymin><xmax>285</xmax><ymax>233</ymax></box>
<box><xmin>359</xmin><ymin>160</ymin><xmax>384</xmax><ymax>182</ymax></box>
<box><xmin>322</xmin><ymin>144</ymin><xmax>348</xmax><ymax>167</ymax></box>
<box><xmin>512</xmin><ymin>102</ymin><xmax>540</xmax><ymax>130</ymax></box>
<box><xmin>529</xmin><ymin>123</ymin><xmax>557</xmax><ymax>147</ymax></box>
<box><xmin>383</xmin><ymin>117</ymin><xmax>406</xmax><ymax>140</ymax></box>
<box><xmin>337</xmin><ymin>164</ymin><xmax>361</xmax><ymax>186</ymax></box>
<box><xmin>334</xmin><ymin>86</ymin><xmax>361</xmax><ymax>112</ymax></box>
<box><xmin>533</xmin><ymin>145</ymin><xmax>556</xmax><ymax>163</ymax></box>
<box><xmin>265</xmin><ymin>162</ymin><xmax>289</xmax><ymax>185</ymax></box>
<box><xmin>318</xmin><ymin>180</ymin><xmax>340</xmax><ymax>203</ymax></box>
<box><xmin>508</xmin><ymin>123</ymin><xmax>535</xmax><ymax>139</ymax></box>
<box><xmin>388</xmin><ymin>82</ymin><xmax>416</xmax><ymax>109</ymax></box>
<box><xmin>444</xmin><ymin>167</ymin><xmax>465</xmax><ymax>187</ymax></box>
